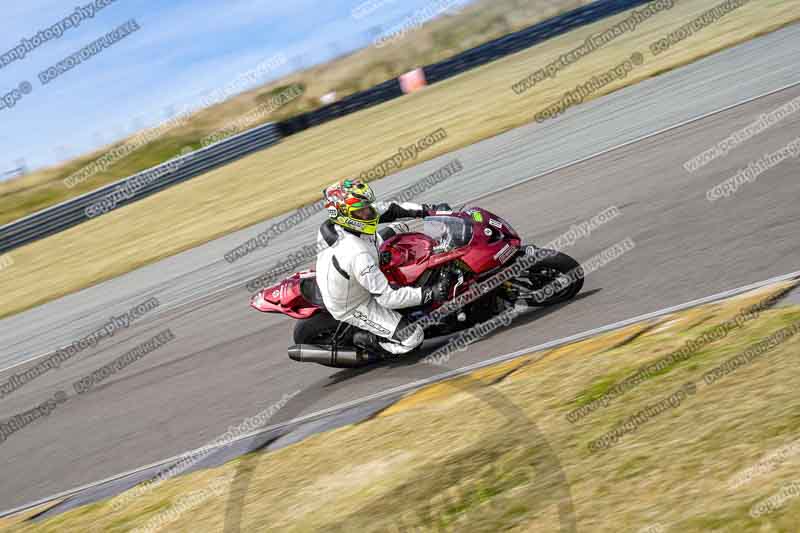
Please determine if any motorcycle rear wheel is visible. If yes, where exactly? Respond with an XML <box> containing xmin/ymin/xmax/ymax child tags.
<box><xmin>293</xmin><ymin>313</ymin><xmax>345</xmax><ymax>345</ymax></box>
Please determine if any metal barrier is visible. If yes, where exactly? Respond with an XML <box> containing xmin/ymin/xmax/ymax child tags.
<box><xmin>0</xmin><ymin>0</ymin><xmax>654</xmax><ymax>253</ymax></box>
<box><xmin>278</xmin><ymin>0</ymin><xmax>654</xmax><ymax>133</ymax></box>
<box><xmin>424</xmin><ymin>0</ymin><xmax>654</xmax><ymax>84</ymax></box>
<box><xmin>0</xmin><ymin>123</ymin><xmax>281</xmax><ymax>254</ymax></box>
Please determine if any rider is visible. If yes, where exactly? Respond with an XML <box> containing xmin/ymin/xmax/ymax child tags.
<box><xmin>315</xmin><ymin>178</ymin><xmax>452</xmax><ymax>356</ymax></box>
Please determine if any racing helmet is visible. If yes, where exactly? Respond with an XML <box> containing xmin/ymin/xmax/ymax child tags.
<box><xmin>323</xmin><ymin>179</ymin><xmax>379</xmax><ymax>235</ymax></box>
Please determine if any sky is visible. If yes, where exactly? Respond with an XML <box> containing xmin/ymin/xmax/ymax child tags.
<box><xmin>0</xmin><ymin>0</ymin><xmax>473</xmax><ymax>176</ymax></box>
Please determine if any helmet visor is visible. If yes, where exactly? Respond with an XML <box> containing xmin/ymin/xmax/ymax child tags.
<box><xmin>350</xmin><ymin>205</ymin><xmax>378</xmax><ymax>221</ymax></box>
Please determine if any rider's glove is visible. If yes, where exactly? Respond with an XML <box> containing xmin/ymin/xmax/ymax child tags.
<box><xmin>389</xmin><ymin>222</ymin><xmax>410</xmax><ymax>234</ymax></box>
<box><xmin>422</xmin><ymin>203</ymin><xmax>452</xmax><ymax>217</ymax></box>
<box><xmin>422</xmin><ymin>271</ymin><xmax>452</xmax><ymax>304</ymax></box>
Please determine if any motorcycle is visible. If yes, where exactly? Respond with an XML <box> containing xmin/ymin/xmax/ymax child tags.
<box><xmin>250</xmin><ymin>207</ymin><xmax>584</xmax><ymax>368</ymax></box>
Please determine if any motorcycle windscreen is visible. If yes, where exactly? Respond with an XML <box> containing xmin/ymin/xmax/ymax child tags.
<box><xmin>423</xmin><ymin>216</ymin><xmax>473</xmax><ymax>253</ymax></box>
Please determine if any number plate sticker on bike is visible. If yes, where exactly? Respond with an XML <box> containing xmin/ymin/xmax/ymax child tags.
<box><xmin>493</xmin><ymin>244</ymin><xmax>517</xmax><ymax>264</ymax></box>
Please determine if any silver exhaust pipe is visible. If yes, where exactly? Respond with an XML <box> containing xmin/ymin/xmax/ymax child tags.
<box><xmin>288</xmin><ymin>344</ymin><xmax>380</xmax><ymax>368</ymax></box>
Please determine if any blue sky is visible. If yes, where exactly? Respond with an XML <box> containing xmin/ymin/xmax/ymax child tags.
<box><xmin>0</xmin><ymin>0</ymin><xmax>472</xmax><ymax>175</ymax></box>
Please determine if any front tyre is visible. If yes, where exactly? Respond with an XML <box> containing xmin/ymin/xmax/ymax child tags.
<box><xmin>515</xmin><ymin>248</ymin><xmax>584</xmax><ymax>306</ymax></box>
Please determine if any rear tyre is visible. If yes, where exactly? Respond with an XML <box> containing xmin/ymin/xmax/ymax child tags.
<box><xmin>518</xmin><ymin>248</ymin><xmax>584</xmax><ymax>306</ymax></box>
<box><xmin>293</xmin><ymin>313</ymin><xmax>343</xmax><ymax>344</ymax></box>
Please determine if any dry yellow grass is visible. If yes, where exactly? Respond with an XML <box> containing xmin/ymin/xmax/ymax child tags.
<box><xmin>0</xmin><ymin>501</ymin><xmax>65</xmax><ymax>531</ymax></box>
<box><xmin>8</xmin><ymin>282</ymin><xmax>799</xmax><ymax>532</ymax></box>
<box><xmin>2</xmin><ymin>0</ymin><xmax>798</xmax><ymax>320</ymax></box>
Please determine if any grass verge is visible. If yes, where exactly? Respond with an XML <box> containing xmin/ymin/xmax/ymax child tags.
<box><xmin>1</xmin><ymin>0</ymin><xmax>799</xmax><ymax>320</ymax></box>
<box><xmin>8</xmin><ymin>281</ymin><xmax>800</xmax><ymax>532</ymax></box>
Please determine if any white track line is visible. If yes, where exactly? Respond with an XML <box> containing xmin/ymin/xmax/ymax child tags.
<box><xmin>3</xmin><ymin>269</ymin><xmax>798</xmax><ymax>519</ymax></box>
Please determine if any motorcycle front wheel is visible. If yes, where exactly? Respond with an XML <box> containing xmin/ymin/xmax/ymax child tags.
<box><xmin>512</xmin><ymin>248</ymin><xmax>584</xmax><ymax>306</ymax></box>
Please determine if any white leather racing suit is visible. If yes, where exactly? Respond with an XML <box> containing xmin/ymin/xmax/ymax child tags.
<box><xmin>315</xmin><ymin>202</ymin><xmax>427</xmax><ymax>355</ymax></box>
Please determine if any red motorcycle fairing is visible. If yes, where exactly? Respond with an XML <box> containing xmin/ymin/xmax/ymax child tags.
<box><xmin>380</xmin><ymin>208</ymin><xmax>522</xmax><ymax>286</ymax></box>
<box><xmin>251</xmin><ymin>207</ymin><xmax>523</xmax><ymax>317</ymax></box>
<box><xmin>250</xmin><ymin>271</ymin><xmax>322</xmax><ymax>319</ymax></box>
<box><xmin>378</xmin><ymin>233</ymin><xmax>466</xmax><ymax>286</ymax></box>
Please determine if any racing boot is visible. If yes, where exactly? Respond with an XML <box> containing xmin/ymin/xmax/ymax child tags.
<box><xmin>353</xmin><ymin>331</ymin><xmax>391</xmax><ymax>359</ymax></box>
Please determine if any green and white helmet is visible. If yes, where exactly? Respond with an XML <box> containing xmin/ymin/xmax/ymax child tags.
<box><xmin>323</xmin><ymin>179</ymin><xmax>379</xmax><ymax>235</ymax></box>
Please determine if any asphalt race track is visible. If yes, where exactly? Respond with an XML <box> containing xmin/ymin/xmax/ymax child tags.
<box><xmin>1</xmin><ymin>24</ymin><xmax>799</xmax><ymax>512</ymax></box>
